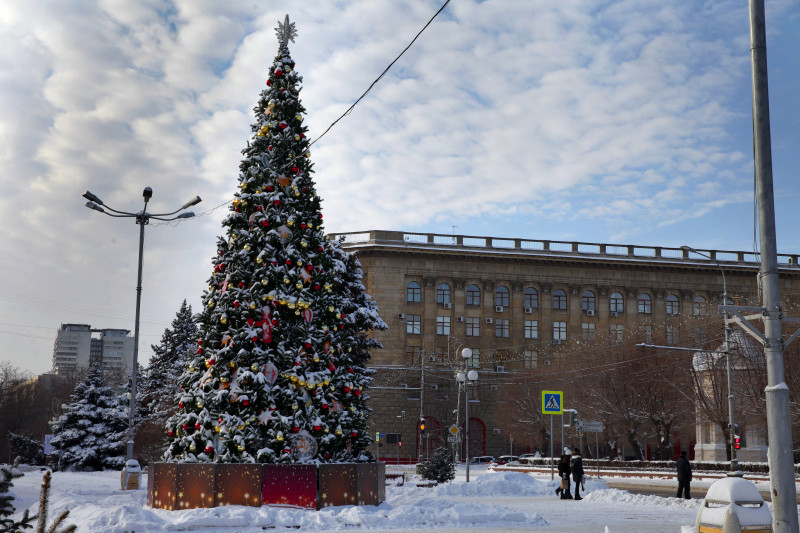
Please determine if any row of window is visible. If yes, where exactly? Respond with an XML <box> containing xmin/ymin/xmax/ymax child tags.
<box><xmin>407</xmin><ymin>314</ymin><xmax>683</xmax><ymax>345</ymax></box>
<box><xmin>407</xmin><ymin>281</ymin><xmax>710</xmax><ymax>316</ymax></box>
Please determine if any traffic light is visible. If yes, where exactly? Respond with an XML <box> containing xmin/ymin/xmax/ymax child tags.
<box><xmin>734</xmin><ymin>435</ymin><xmax>741</xmax><ymax>450</ymax></box>
<box><xmin>420</xmin><ymin>421</ymin><xmax>426</xmax><ymax>435</ymax></box>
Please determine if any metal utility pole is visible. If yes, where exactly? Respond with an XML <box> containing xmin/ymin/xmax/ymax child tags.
<box><xmin>749</xmin><ymin>1</ymin><xmax>798</xmax><ymax>530</ymax></box>
<box><xmin>419</xmin><ymin>350</ymin><xmax>425</xmax><ymax>462</ymax></box>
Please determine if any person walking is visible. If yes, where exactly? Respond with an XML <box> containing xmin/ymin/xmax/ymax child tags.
<box><xmin>555</xmin><ymin>454</ymin><xmax>572</xmax><ymax>499</ymax></box>
<box><xmin>676</xmin><ymin>450</ymin><xmax>692</xmax><ymax>499</ymax></box>
<box><xmin>571</xmin><ymin>449</ymin><xmax>584</xmax><ymax>500</ymax></box>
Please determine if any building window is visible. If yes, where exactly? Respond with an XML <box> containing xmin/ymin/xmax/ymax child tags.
<box><xmin>638</xmin><ymin>294</ymin><xmax>652</xmax><ymax>314</ymax></box>
<box><xmin>495</xmin><ymin>318</ymin><xmax>510</xmax><ymax>338</ymax></box>
<box><xmin>581</xmin><ymin>290</ymin><xmax>596</xmax><ymax>312</ymax></box>
<box><xmin>406</xmin><ymin>314</ymin><xmax>421</xmax><ymax>335</ymax></box>
<box><xmin>693</xmin><ymin>296</ymin><xmax>707</xmax><ymax>316</ymax></box>
<box><xmin>524</xmin><ymin>320</ymin><xmax>539</xmax><ymax>339</ymax></box>
<box><xmin>466</xmin><ymin>317</ymin><xmax>480</xmax><ymax>337</ymax></box>
<box><xmin>524</xmin><ymin>288</ymin><xmax>539</xmax><ymax>309</ymax></box>
<box><xmin>610</xmin><ymin>292</ymin><xmax>624</xmax><ymax>314</ymax></box>
<box><xmin>466</xmin><ymin>284</ymin><xmax>481</xmax><ymax>306</ymax></box>
<box><xmin>582</xmin><ymin>322</ymin><xmax>596</xmax><ymax>341</ymax></box>
<box><xmin>436</xmin><ymin>316</ymin><xmax>451</xmax><ymax>335</ymax></box>
<box><xmin>553</xmin><ymin>321</ymin><xmax>567</xmax><ymax>341</ymax></box>
<box><xmin>694</xmin><ymin>327</ymin><xmax>708</xmax><ymax>347</ymax></box>
<box><xmin>666</xmin><ymin>325</ymin><xmax>679</xmax><ymax>345</ymax></box>
<box><xmin>666</xmin><ymin>294</ymin><xmax>680</xmax><ymax>316</ymax></box>
<box><xmin>643</xmin><ymin>325</ymin><xmax>653</xmax><ymax>344</ymax></box>
<box><xmin>437</xmin><ymin>283</ymin><xmax>451</xmax><ymax>305</ymax></box>
<box><xmin>406</xmin><ymin>346</ymin><xmax>421</xmax><ymax>364</ymax></box>
<box><xmin>523</xmin><ymin>350</ymin><xmax>538</xmax><ymax>369</ymax></box>
<box><xmin>467</xmin><ymin>348</ymin><xmax>480</xmax><ymax>367</ymax></box>
<box><xmin>553</xmin><ymin>289</ymin><xmax>567</xmax><ymax>310</ymax></box>
<box><xmin>407</xmin><ymin>281</ymin><xmax>421</xmax><ymax>303</ymax></box>
<box><xmin>610</xmin><ymin>324</ymin><xmax>624</xmax><ymax>344</ymax></box>
<box><xmin>495</xmin><ymin>286</ymin><xmax>510</xmax><ymax>307</ymax></box>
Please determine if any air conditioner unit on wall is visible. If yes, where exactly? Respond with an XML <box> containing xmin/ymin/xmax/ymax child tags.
<box><xmin>428</xmin><ymin>355</ymin><xmax>436</xmax><ymax>362</ymax></box>
<box><xmin>610</xmin><ymin>311</ymin><xmax>618</xmax><ymax>317</ymax></box>
<box><xmin>442</xmin><ymin>302</ymin><xmax>452</xmax><ymax>309</ymax></box>
<box><xmin>495</xmin><ymin>365</ymin><xmax>505</xmax><ymax>372</ymax></box>
<box><xmin>586</xmin><ymin>309</ymin><xmax>595</xmax><ymax>316</ymax></box>
<box><xmin>430</xmin><ymin>384</ymin><xmax>438</xmax><ymax>390</ymax></box>
<box><xmin>553</xmin><ymin>339</ymin><xmax>561</xmax><ymax>345</ymax></box>
<box><xmin>492</xmin><ymin>428</ymin><xmax>501</xmax><ymax>435</ymax></box>
<box><xmin>524</xmin><ymin>307</ymin><xmax>533</xmax><ymax>314</ymax></box>
<box><xmin>456</xmin><ymin>316</ymin><xmax>465</xmax><ymax>322</ymax></box>
<box><xmin>544</xmin><ymin>360</ymin><xmax>552</xmax><ymax>366</ymax></box>
<box><xmin>397</xmin><ymin>313</ymin><xmax>405</xmax><ymax>319</ymax></box>
<box><xmin>495</xmin><ymin>305</ymin><xmax>504</xmax><ymax>312</ymax></box>
<box><xmin>485</xmin><ymin>317</ymin><xmax>494</xmax><ymax>324</ymax></box>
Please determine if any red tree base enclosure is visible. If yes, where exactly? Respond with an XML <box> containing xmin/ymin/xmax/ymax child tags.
<box><xmin>147</xmin><ymin>462</ymin><xmax>385</xmax><ymax>510</ymax></box>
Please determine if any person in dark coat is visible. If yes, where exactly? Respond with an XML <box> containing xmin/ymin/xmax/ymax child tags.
<box><xmin>676</xmin><ymin>450</ymin><xmax>692</xmax><ymax>499</ymax></box>
<box><xmin>555</xmin><ymin>454</ymin><xmax>572</xmax><ymax>499</ymax></box>
<box><xmin>571</xmin><ymin>449</ymin><xmax>585</xmax><ymax>500</ymax></box>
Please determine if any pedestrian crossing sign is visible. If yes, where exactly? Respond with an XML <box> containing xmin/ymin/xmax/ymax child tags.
<box><xmin>541</xmin><ymin>390</ymin><xmax>563</xmax><ymax>415</ymax></box>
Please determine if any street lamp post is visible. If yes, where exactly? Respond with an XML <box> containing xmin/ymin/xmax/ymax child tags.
<box><xmin>82</xmin><ymin>187</ymin><xmax>201</xmax><ymax>461</ymax></box>
<box><xmin>458</xmin><ymin>348</ymin><xmax>478</xmax><ymax>482</ymax></box>
<box><xmin>681</xmin><ymin>245</ymin><xmax>741</xmax><ymax>476</ymax></box>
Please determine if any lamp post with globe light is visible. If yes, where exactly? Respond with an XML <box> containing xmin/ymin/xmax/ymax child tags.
<box><xmin>82</xmin><ymin>187</ymin><xmax>201</xmax><ymax>461</ymax></box>
<box><xmin>457</xmin><ymin>348</ymin><xmax>478</xmax><ymax>482</ymax></box>
<box><xmin>681</xmin><ymin>245</ymin><xmax>741</xmax><ymax>476</ymax></box>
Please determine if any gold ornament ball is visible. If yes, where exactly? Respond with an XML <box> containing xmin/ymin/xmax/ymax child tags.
<box><xmin>237</xmin><ymin>444</ymin><xmax>245</xmax><ymax>452</ymax></box>
<box><xmin>301</xmin><ymin>241</ymin><xmax>308</xmax><ymax>248</ymax></box>
<box><xmin>215</xmin><ymin>425</ymin><xmax>221</xmax><ymax>432</ymax></box>
<box><xmin>295</xmin><ymin>310</ymin><xmax>301</xmax><ymax>316</ymax></box>
<box><xmin>276</xmin><ymin>434</ymin><xmax>284</xmax><ymax>442</ymax></box>
<box><xmin>250</xmin><ymin>302</ymin><xmax>256</xmax><ymax>309</ymax></box>
<box><xmin>208</xmin><ymin>301</ymin><xmax>215</xmax><ymax>308</ymax></box>
<box><xmin>328</xmin><ymin>306</ymin><xmax>334</xmax><ymax>312</ymax></box>
<box><xmin>221</xmin><ymin>316</ymin><xmax>227</xmax><ymax>324</ymax></box>
<box><xmin>284</xmin><ymin>278</ymin><xmax>290</xmax><ymax>284</ymax></box>
<box><xmin>295</xmin><ymin>282</ymin><xmax>303</xmax><ymax>289</ymax></box>
<box><xmin>291</xmin><ymin>402</ymin><xmax>299</xmax><ymax>410</ymax></box>
<box><xmin>257</xmin><ymin>257</ymin><xmax>263</xmax><ymax>264</ymax></box>
<box><xmin>251</xmin><ymin>364</ymin><xmax>259</xmax><ymax>372</ymax></box>
<box><xmin>287</xmin><ymin>220</ymin><xmax>294</xmax><ymax>226</ymax></box>
<box><xmin>244</xmin><ymin>244</ymin><xmax>251</xmax><ymax>251</ymax></box>
<box><xmin>190</xmin><ymin>443</ymin><xmax>197</xmax><ymax>451</ymax></box>
<box><xmin>238</xmin><ymin>424</ymin><xmax>245</xmax><ymax>431</ymax></box>
<box><xmin>261</xmin><ymin>278</ymin><xmax>268</xmax><ymax>285</ymax></box>
<box><xmin>335</xmin><ymin>429</ymin><xmax>342</xmax><ymax>435</ymax></box>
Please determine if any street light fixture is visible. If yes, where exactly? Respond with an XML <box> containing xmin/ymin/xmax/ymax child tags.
<box><xmin>681</xmin><ymin>245</ymin><xmax>741</xmax><ymax>476</ymax></box>
<box><xmin>458</xmin><ymin>348</ymin><xmax>478</xmax><ymax>482</ymax></box>
<box><xmin>82</xmin><ymin>187</ymin><xmax>201</xmax><ymax>461</ymax></box>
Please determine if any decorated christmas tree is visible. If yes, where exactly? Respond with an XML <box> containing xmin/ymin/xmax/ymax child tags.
<box><xmin>164</xmin><ymin>16</ymin><xmax>383</xmax><ymax>464</ymax></box>
<box><xmin>49</xmin><ymin>364</ymin><xmax>128</xmax><ymax>471</ymax></box>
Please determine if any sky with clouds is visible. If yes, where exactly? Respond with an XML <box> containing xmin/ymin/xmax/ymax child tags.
<box><xmin>1</xmin><ymin>0</ymin><xmax>798</xmax><ymax>375</ymax></box>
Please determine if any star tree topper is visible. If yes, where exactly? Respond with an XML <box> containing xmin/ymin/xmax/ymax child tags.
<box><xmin>276</xmin><ymin>15</ymin><xmax>297</xmax><ymax>46</ymax></box>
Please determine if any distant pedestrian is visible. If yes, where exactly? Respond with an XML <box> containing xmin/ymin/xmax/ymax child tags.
<box><xmin>571</xmin><ymin>449</ymin><xmax>584</xmax><ymax>500</ymax></box>
<box><xmin>676</xmin><ymin>451</ymin><xmax>692</xmax><ymax>499</ymax></box>
<box><xmin>555</xmin><ymin>454</ymin><xmax>572</xmax><ymax>499</ymax></box>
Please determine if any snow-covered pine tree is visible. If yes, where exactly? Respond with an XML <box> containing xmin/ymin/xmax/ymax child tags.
<box><xmin>164</xmin><ymin>15</ymin><xmax>383</xmax><ymax>464</ymax></box>
<box><xmin>418</xmin><ymin>446</ymin><xmax>456</xmax><ymax>484</ymax></box>
<box><xmin>138</xmin><ymin>300</ymin><xmax>199</xmax><ymax>460</ymax></box>
<box><xmin>141</xmin><ymin>300</ymin><xmax>199</xmax><ymax>421</ymax></box>
<box><xmin>0</xmin><ymin>457</ymin><xmax>34</xmax><ymax>532</ymax></box>
<box><xmin>49</xmin><ymin>364</ymin><xmax>128</xmax><ymax>471</ymax></box>
<box><xmin>8</xmin><ymin>433</ymin><xmax>44</xmax><ymax>466</ymax></box>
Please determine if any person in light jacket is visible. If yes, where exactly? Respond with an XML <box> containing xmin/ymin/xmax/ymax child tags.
<box><xmin>571</xmin><ymin>449</ymin><xmax>584</xmax><ymax>500</ymax></box>
<box><xmin>676</xmin><ymin>450</ymin><xmax>692</xmax><ymax>499</ymax></box>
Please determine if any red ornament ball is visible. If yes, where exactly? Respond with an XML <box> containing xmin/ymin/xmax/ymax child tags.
<box><xmin>351</xmin><ymin>430</ymin><xmax>358</xmax><ymax>437</ymax></box>
<box><xmin>205</xmin><ymin>446</ymin><xmax>214</xmax><ymax>454</ymax></box>
<box><xmin>344</xmin><ymin>386</ymin><xmax>351</xmax><ymax>394</ymax></box>
<box><xmin>233</xmin><ymin>301</ymin><xmax>240</xmax><ymax>307</ymax></box>
<box><xmin>178</xmin><ymin>402</ymin><xmax>184</xmax><ymax>408</ymax></box>
<box><xmin>322</xmin><ymin>403</ymin><xmax>329</xmax><ymax>409</ymax></box>
<box><xmin>262</xmin><ymin>220</ymin><xmax>269</xmax><ymax>227</ymax></box>
<box><xmin>209</xmin><ymin>359</ymin><xmax>215</xmax><ymax>366</ymax></box>
<box><xmin>168</xmin><ymin>430</ymin><xmax>174</xmax><ymax>437</ymax></box>
<box><xmin>271</xmin><ymin>318</ymin><xmax>278</xmax><ymax>325</ymax></box>
<box><xmin>267</xmin><ymin>79</ymin><xmax>272</xmax><ymax>86</ymax></box>
<box><xmin>198</xmin><ymin>339</ymin><xmax>203</xmax><ymax>345</ymax></box>
<box><xmin>238</xmin><ymin>281</ymin><xmax>245</xmax><ymax>288</ymax></box>
<box><xmin>275</xmin><ymin>68</ymin><xmax>283</xmax><ymax>77</ymax></box>
<box><xmin>314</xmin><ymin>283</ymin><xmax>320</xmax><ymax>290</ymax></box>
<box><xmin>242</xmin><ymin>399</ymin><xmax>250</xmax><ymax>406</ymax></box>
<box><xmin>354</xmin><ymin>389</ymin><xmax>361</xmax><ymax>397</ymax></box>
<box><xmin>347</xmin><ymin>368</ymin><xmax>353</xmax><ymax>373</ymax></box>
<box><xmin>266</xmin><ymin>185</ymin><xmax>274</xmax><ymax>192</ymax></box>
<box><xmin>292</xmin><ymin>426</ymin><xmax>300</xmax><ymax>433</ymax></box>
<box><xmin>279</xmin><ymin>122</ymin><xmax>287</xmax><ymax>130</ymax></box>
<box><xmin>195</xmin><ymin>422</ymin><xmax>201</xmax><ymax>430</ymax></box>
<box><xmin>197</xmin><ymin>348</ymin><xmax>204</xmax><ymax>354</ymax></box>
<box><xmin>286</xmin><ymin>259</ymin><xmax>292</xmax><ymax>265</ymax></box>
<box><xmin>273</xmin><ymin>200</ymin><xmax>281</xmax><ymax>206</ymax></box>
<box><xmin>313</xmin><ymin>425</ymin><xmax>322</xmax><ymax>431</ymax></box>
<box><xmin>182</xmin><ymin>424</ymin><xmax>188</xmax><ymax>430</ymax></box>
<box><xmin>300</xmin><ymin>223</ymin><xmax>306</xmax><ymax>229</ymax></box>
<box><xmin>291</xmin><ymin>166</ymin><xmax>299</xmax><ymax>173</ymax></box>
<box><xmin>304</xmin><ymin>342</ymin><xmax>311</xmax><ymax>349</ymax></box>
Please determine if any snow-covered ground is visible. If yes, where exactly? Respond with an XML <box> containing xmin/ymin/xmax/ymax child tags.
<box><xmin>7</xmin><ymin>464</ymin><xmax>789</xmax><ymax>532</ymax></box>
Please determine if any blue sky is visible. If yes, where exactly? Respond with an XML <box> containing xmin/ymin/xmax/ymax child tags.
<box><xmin>0</xmin><ymin>0</ymin><xmax>798</xmax><ymax>375</ymax></box>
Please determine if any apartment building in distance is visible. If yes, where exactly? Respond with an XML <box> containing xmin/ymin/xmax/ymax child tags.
<box><xmin>52</xmin><ymin>323</ymin><xmax>135</xmax><ymax>375</ymax></box>
<box><xmin>332</xmin><ymin>230</ymin><xmax>800</xmax><ymax>462</ymax></box>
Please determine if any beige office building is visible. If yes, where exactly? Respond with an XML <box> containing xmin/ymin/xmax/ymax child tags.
<box><xmin>333</xmin><ymin>230</ymin><xmax>800</xmax><ymax>462</ymax></box>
